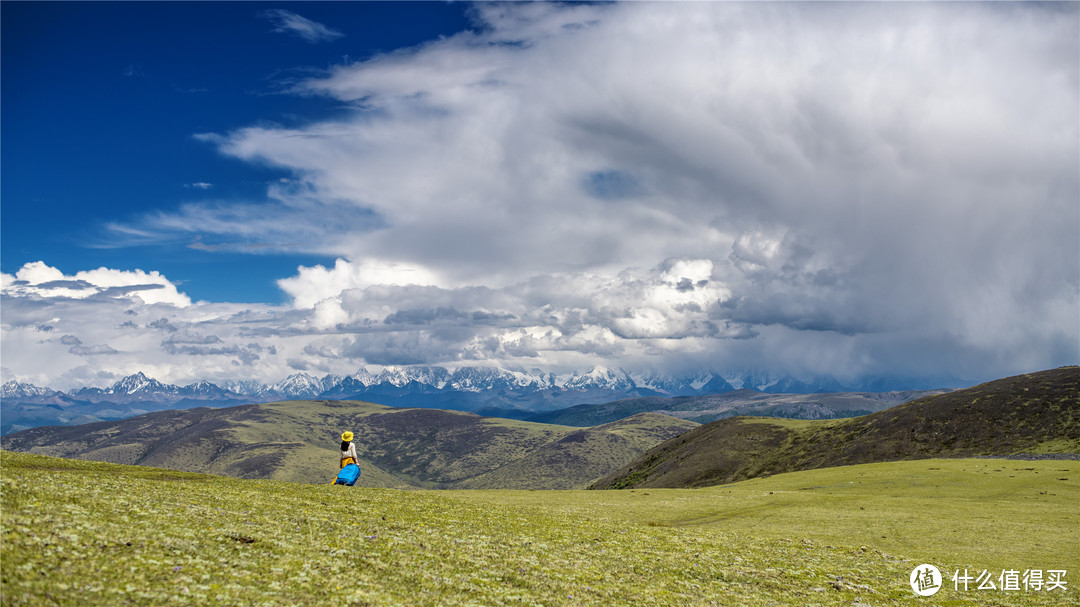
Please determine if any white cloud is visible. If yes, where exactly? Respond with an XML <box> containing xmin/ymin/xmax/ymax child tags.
<box><xmin>259</xmin><ymin>9</ymin><xmax>343</xmax><ymax>44</ymax></box>
<box><xmin>7</xmin><ymin>3</ymin><xmax>1078</xmax><ymax>388</ymax></box>
<box><xmin>277</xmin><ymin>258</ymin><xmax>445</xmax><ymax>309</ymax></box>
<box><xmin>191</xmin><ymin>3</ymin><xmax>1076</xmax><ymax>287</ymax></box>
<box><xmin>3</xmin><ymin>261</ymin><xmax>192</xmax><ymax>307</ymax></box>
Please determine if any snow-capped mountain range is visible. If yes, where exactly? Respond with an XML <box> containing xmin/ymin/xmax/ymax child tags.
<box><xmin>67</xmin><ymin>372</ymin><xmax>236</xmax><ymax>403</ymax></box>
<box><xmin>0</xmin><ymin>381</ymin><xmax>57</xmax><ymax>399</ymax></box>
<box><xmin>3</xmin><ymin>365</ymin><xmax>960</xmax><ymax>405</ymax></box>
<box><xmin>1</xmin><ymin>365</ymin><xmax>962</xmax><ymax>435</ymax></box>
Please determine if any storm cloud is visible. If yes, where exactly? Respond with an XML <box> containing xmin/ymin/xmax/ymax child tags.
<box><xmin>3</xmin><ymin>2</ymin><xmax>1077</xmax><ymax>389</ymax></box>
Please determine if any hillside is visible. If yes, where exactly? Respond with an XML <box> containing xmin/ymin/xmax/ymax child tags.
<box><xmin>594</xmin><ymin>366</ymin><xmax>1080</xmax><ymax>489</ymax></box>
<box><xmin>454</xmin><ymin>414</ymin><xmax>697</xmax><ymax>489</ymax></box>
<box><xmin>0</xmin><ymin>400</ymin><xmax>697</xmax><ymax>490</ymax></box>
<box><xmin>528</xmin><ymin>388</ymin><xmax>949</xmax><ymax>426</ymax></box>
<box><xmin>3</xmin><ymin>451</ymin><xmax>1076</xmax><ymax>606</ymax></box>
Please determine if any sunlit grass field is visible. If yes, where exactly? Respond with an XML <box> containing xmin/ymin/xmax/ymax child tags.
<box><xmin>2</xmin><ymin>451</ymin><xmax>1077</xmax><ymax>605</ymax></box>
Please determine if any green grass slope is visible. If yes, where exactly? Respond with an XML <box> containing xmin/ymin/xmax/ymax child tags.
<box><xmin>3</xmin><ymin>451</ymin><xmax>1076</xmax><ymax>606</ymax></box>
<box><xmin>594</xmin><ymin>366</ymin><xmax>1080</xmax><ymax>489</ymax></box>
<box><xmin>0</xmin><ymin>400</ymin><xmax>696</xmax><ymax>490</ymax></box>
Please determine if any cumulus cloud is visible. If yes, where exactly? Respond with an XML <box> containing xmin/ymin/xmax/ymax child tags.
<box><xmin>277</xmin><ymin>258</ymin><xmax>445</xmax><ymax>309</ymax></box>
<box><xmin>259</xmin><ymin>9</ymin><xmax>343</xmax><ymax>44</ymax></box>
<box><xmin>270</xmin><ymin>258</ymin><xmax>784</xmax><ymax>372</ymax></box>
<box><xmin>2</xmin><ymin>261</ymin><xmax>191</xmax><ymax>307</ymax></box>
<box><xmin>1</xmin><ymin>271</ymin><xmax>291</xmax><ymax>388</ymax></box>
<box><xmin>4</xmin><ymin>3</ymin><xmax>1077</xmax><ymax>388</ymax></box>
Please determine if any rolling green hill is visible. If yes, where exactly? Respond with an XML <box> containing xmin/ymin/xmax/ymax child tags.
<box><xmin>0</xmin><ymin>400</ymin><xmax>697</xmax><ymax>490</ymax></box>
<box><xmin>594</xmin><ymin>366</ymin><xmax>1080</xmax><ymax>489</ymax></box>
<box><xmin>3</xmin><ymin>451</ymin><xmax>1076</xmax><ymax>606</ymax></box>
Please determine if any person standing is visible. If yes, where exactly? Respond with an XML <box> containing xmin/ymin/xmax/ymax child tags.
<box><xmin>340</xmin><ymin>431</ymin><xmax>358</xmax><ymax>468</ymax></box>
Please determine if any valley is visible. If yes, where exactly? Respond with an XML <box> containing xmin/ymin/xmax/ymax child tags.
<box><xmin>0</xmin><ymin>401</ymin><xmax>697</xmax><ymax>490</ymax></box>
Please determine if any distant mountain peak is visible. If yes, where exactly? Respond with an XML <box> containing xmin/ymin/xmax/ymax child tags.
<box><xmin>110</xmin><ymin>372</ymin><xmax>174</xmax><ymax>395</ymax></box>
<box><xmin>350</xmin><ymin>367</ymin><xmax>378</xmax><ymax>386</ymax></box>
<box><xmin>447</xmin><ymin>366</ymin><xmax>550</xmax><ymax>392</ymax></box>
<box><xmin>374</xmin><ymin>365</ymin><xmax>450</xmax><ymax>388</ymax></box>
<box><xmin>180</xmin><ymin>380</ymin><xmax>232</xmax><ymax>398</ymax></box>
<box><xmin>563</xmin><ymin>366</ymin><xmax>635</xmax><ymax>391</ymax></box>
<box><xmin>1</xmin><ymin>380</ymin><xmax>56</xmax><ymax>399</ymax></box>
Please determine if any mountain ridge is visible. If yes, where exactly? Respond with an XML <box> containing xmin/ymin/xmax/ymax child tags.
<box><xmin>527</xmin><ymin>388</ymin><xmax>951</xmax><ymax>426</ymax></box>
<box><xmin>1</xmin><ymin>365</ymin><xmax>968</xmax><ymax>435</ymax></box>
<box><xmin>592</xmin><ymin>366</ymin><xmax>1080</xmax><ymax>490</ymax></box>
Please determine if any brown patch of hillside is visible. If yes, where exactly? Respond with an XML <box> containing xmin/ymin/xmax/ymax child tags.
<box><xmin>593</xmin><ymin>367</ymin><xmax>1079</xmax><ymax>489</ymax></box>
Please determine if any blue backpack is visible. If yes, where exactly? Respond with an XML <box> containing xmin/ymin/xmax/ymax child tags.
<box><xmin>334</xmin><ymin>459</ymin><xmax>361</xmax><ymax>486</ymax></box>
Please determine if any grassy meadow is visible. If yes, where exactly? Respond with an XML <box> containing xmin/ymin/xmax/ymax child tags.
<box><xmin>2</xmin><ymin>451</ymin><xmax>1077</xmax><ymax>606</ymax></box>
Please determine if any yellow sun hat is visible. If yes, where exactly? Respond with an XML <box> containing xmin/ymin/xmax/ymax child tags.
<box><xmin>341</xmin><ymin>431</ymin><xmax>354</xmax><ymax>442</ymax></box>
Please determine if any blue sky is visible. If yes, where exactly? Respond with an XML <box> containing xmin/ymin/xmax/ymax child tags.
<box><xmin>2</xmin><ymin>2</ymin><xmax>1077</xmax><ymax>390</ymax></box>
<box><xmin>3</xmin><ymin>1</ymin><xmax>472</xmax><ymax>303</ymax></box>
